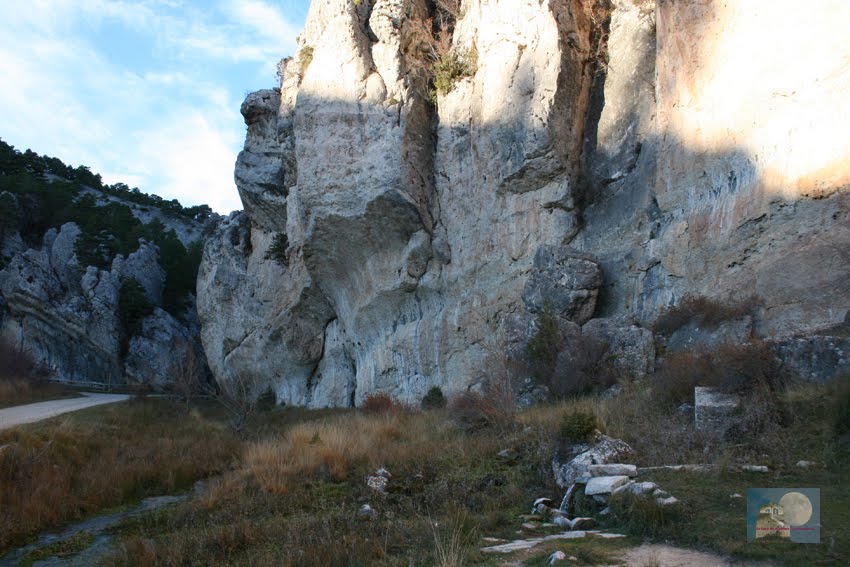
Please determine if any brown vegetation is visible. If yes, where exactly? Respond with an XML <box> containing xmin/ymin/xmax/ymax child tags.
<box><xmin>652</xmin><ymin>295</ymin><xmax>756</xmax><ymax>336</ymax></box>
<box><xmin>0</xmin><ymin>399</ymin><xmax>239</xmax><ymax>551</ymax></box>
<box><xmin>0</xmin><ymin>336</ymin><xmax>68</xmax><ymax>408</ymax></box>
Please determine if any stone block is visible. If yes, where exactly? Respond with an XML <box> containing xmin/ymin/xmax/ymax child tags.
<box><xmin>585</xmin><ymin>475</ymin><xmax>631</xmax><ymax>495</ymax></box>
<box><xmin>694</xmin><ymin>387</ymin><xmax>739</xmax><ymax>431</ymax></box>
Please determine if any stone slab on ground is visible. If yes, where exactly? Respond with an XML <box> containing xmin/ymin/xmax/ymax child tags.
<box><xmin>588</xmin><ymin>463</ymin><xmax>637</xmax><ymax>477</ymax></box>
<box><xmin>585</xmin><ymin>475</ymin><xmax>631</xmax><ymax>495</ymax></box>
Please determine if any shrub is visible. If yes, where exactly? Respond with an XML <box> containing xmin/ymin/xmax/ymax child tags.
<box><xmin>560</xmin><ymin>410</ymin><xmax>599</xmax><ymax>443</ymax></box>
<box><xmin>654</xmin><ymin>340</ymin><xmax>788</xmax><ymax>406</ymax></box>
<box><xmin>607</xmin><ymin>492</ymin><xmax>676</xmax><ymax>537</ymax></box>
<box><xmin>421</xmin><ymin>386</ymin><xmax>447</xmax><ymax>410</ymax></box>
<box><xmin>118</xmin><ymin>278</ymin><xmax>154</xmax><ymax>340</ymax></box>
<box><xmin>832</xmin><ymin>376</ymin><xmax>850</xmax><ymax>436</ymax></box>
<box><xmin>449</xmin><ymin>380</ymin><xmax>515</xmax><ymax>432</ymax></box>
<box><xmin>0</xmin><ymin>337</ymin><xmax>50</xmax><ymax>383</ymax></box>
<box><xmin>264</xmin><ymin>232</ymin><xmax>289</xmax><ymax>266</ymax></box>
<box><xmin>361</xmin><ymin>392</ymin><xmax>402</xmax><ymax>415</ymax></box>
<box><xmin>653</xmin><ymin>295</ymin><xmax>756</xmax><ymax>336</ymax></box>
<box><xmin>299</xmin><ymin>46</ymin><xmax>314</xmax><ymax>72</ymax></box>
<box><xmin>548</xmin><ymin>334</ymin><xmax>614</xmax><ymax>398</ymax></box>
<box><xmin>431</xmin><ymin>49</ymin><xmax>476</xmax><ymax>99</ymax></box>
<box><xmin>527</xmin><ymin>302</ymin><xmax>563</xmax><ymax>376</ymax></box>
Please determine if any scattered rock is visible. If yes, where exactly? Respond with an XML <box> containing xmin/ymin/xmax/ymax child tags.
<box><xmin>796</xmin><ymin>460</ymin><xmax>817</xmax><ymax>469</ymax></box>
<box><xmin>366</xmin><ymin>468</ymin><xmax>392</xmax><ymax>494</ymax></box>
<box><xmin>585</xmin><ymin>475</ymin><xmax>631</xmax><ymax>496</ymax></box>
<box><xmin>553</xmin><ymin>435</ymin><xmax>633</xmax><ymax>487</ymax></box>
<box><xmin>730</xmin><ymin>493</ymin><xmax>742</xmax><ymax>499</ymax></box>
<box><xmin>665</xmin><ymin>316</ymin><xmax>753</xmax><ymax>353</ymax></box>
<box><xmin>694</xmin><ymin>387</ymin><xmax>740</xmax><ymax>431</ymax></box>
<box><xmin>656</xmin><ymin>496</ymin><xmax>679</xmax><ymax>506</ymax></box>
<box><xmin>588</xmin><ymin>464</ymin><xmax>637</xmax><ymax>477</ymax></box>
<box><xmin>741</xmin><ymin>465</ymin><xmax>770</xmax><ymax>473</ymax></box>
<box><xmin>772</xmin><ymin>336</ymin><xmax>850</xmax><ymax>383</ymax></box>
<box><xmin>637</xmin><ymin>464</ymin><xmax>714</xmax><ymax>474</ymax></box>
<box><xmin>548</xmin><ymin>550</ymin><xmax>567</xmax><ymax>564</ymax></box>
<box><xmin>613</xmin><ymin>481</ymin><xmax>658</xmax><ymax>496</ymax></box>
<box><xmin>358</xmin><ymin>504</ymin><xmax>377</xmax><ymax>520</ymax></box>
<box><xmin>553</xmin><ymin>516</ymin><xmax>571</xmax><ymax>529</ymax></box>
<box><xmin>569</xmin><ymin>517</ymin><xmax>598</xmax><ymax>530</ymax></box>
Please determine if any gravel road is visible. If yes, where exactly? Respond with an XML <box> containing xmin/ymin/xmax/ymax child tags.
<box><xmin>0</xmin><ymin>393</ymin><xmax>130</xmax><ymax>429</ymax></box>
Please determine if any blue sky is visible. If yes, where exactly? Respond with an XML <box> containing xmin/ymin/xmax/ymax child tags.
<box><xmin>0</xmin><ymin>0</ymin><xmax>311</xmax><ymax>213</ymax></box>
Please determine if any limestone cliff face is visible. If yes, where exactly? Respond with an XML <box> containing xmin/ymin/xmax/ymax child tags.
<box><xmin>198</xmin><ymin>0</ymin><xmax>850</xmax><ymax>406</ymax></box>
<box><xmin>1</xmin><ymin>221</ymin><xmax>205</xmax><ymax>387</ymax></box>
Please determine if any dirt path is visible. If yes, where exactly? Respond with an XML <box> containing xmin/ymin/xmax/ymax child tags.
<box><xmin>0</xmin><ymin>393</ymin><xmax>130</xmax><ymax>429</ymax></box>
<box><xmin>606</xmin><ymin>543</ymin><xmax>779</xmax><ymax>566</ymax></box>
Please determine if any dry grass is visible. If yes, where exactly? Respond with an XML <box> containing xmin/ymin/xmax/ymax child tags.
<box><xmin>240</xmin><ymin>411</ymin><xmax>457</xmax><ymax>495</ymax></box>
<box><xmin>0</xmin><ymin>336</ymin><xmax>71</xmax><ymax>408</ymax></box>
<box><xmin>0</xmin><ymin>399</ymin><xmax>240</xmax><ymax>552</ymax></box>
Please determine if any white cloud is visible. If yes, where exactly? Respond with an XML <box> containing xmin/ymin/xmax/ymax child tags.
<box><xmin>0</xmin><ymin>0</ymin><xmax>304</xmax><ymax>213</ymax></box>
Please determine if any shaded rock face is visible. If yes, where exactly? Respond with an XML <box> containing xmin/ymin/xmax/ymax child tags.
<box><xmin>0</xmin><ymin>222</ymin><xmax>205</xmax><ymax>387</ymax></box>
<box><xmin>199</xmin><ymin>0</ymin><xmax>850</xmax><ymax>406</ymax></box>
<box><xmin>198</xmin><ymin>0</ymin><xmax>600</xmax><ymax>406</ymax></box>
<box><xmin>0</xmin><ymin>223</ymin><xmax>121</xmax><ymax>382</ymax></box>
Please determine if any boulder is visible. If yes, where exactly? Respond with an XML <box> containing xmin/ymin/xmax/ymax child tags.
<box><xmin>124</xmin><ymin>308</ymin><xmax>196</xmax><ymax>388</ymax></box>
<box><xmin>665</xmin><ymin>316</ymin><xmax>753</xmax><ymax>353</ymax></box>
<box><xmin>772</xmin><ymin>336</ymin><xmax>850</xmax><ymax>383</ymax></box>
<box><xmin>553</xmin><ymin>435</ymin><xmax>633</xmax><ymax>488</ymax></box>
<box><xmin>522</xmin><ymin>246</ymin><xmax>602</xmax><ymax>324</ymax></box>
<box><xmin>582</xmin><ymin>316</ymin><xmax>655</xmax><ymax>378</ymax></box>
<box><xmin>694</xmin><ymin>387</ymin><xmax>739</xmax><ymax>431</ymax></box>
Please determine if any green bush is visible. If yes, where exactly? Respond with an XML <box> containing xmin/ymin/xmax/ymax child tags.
<box><xmin>833</xmin><ymin>376</ymin><xmax>850</xmax><ymax>436</ymax></box>
<box><xmin>559</xmin><ymin>410</ymin><xmax>598</xmax><ymax>443</ymax></box>
<box><xmin>431</xmin><ymin>49</ymin><xmax>476</xmax><ymax>100</ymax></box>
<box><xmin>421</xmin><ymin>386</ymin><xmax>447</xmax><ymax>410</ymax></box>
<box><xmin>119</xmin><ymin>278</ymin><xmax>154</xmax><ymax>340</ymax></box>
<box><xmin>527</xmin><ymin>302</ymin><xmax>562</xmax><ymax>375</ymax></box>
<box><xmin>299</xmin><ymin>46</ymin><xmax>314</xmax><ymax>72</ymax></box>
<box><xmin>264</xmin><ymin>233</ymin><xmax>289</xmax><ymax>267</ymax></box>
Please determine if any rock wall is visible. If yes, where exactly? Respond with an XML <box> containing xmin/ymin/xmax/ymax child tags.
<box><xmin>577</xmin><ymin>0</ymin><xmax>850</xmax><ymax>338</ymax></box>
<box><xmin>0</xmin><ymin>222</ymin><xmax>205</xmax><ymax>387</ymax></box>
<box><xmin>198</xmin><ymin>0</ymin><xmax>850</xmax><ymax>406</ymax></box>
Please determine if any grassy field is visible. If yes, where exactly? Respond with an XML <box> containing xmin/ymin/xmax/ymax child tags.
<box><xmin>0</xmin><ymin>376</ymin><xmax>847</xmax><ymax>566</ymax></box>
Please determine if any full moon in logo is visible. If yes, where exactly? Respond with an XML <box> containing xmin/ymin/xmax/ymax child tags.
<box><xmin>779</xmin><ymin>492</ymin><xmax>813</xmax><ymax>526</ymax></box>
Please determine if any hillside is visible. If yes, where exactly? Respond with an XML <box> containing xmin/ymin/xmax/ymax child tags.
<box><xmin>0</xmin><ymin>139</ymin><xmax>216</xmax><ymax>387</ymax></box>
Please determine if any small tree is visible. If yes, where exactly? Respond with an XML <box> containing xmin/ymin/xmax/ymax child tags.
<box><xmin>168</xmin><ymin>341</ymin><xmax>205</xmax><ymax>408</ymax></box>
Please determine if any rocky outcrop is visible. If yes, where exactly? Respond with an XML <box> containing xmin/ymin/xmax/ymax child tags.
<box><xmin>0</xmin><ymin>223</ymin><xmax>122</xmax><ymax>382</ymax></box>
<box><xmin>199</xmin><ymin>0</ymin><xmax>850</xmax><ymax>406</ymax></box>
<box><xmin>199</xmin><ymin>0</ymin><xmax>601</xmax><ymax>406</ymax></box>
<box><xmin>0</xmin><ymin>222</ymin><xmax>205</xmax><ymax>387</ymax></box>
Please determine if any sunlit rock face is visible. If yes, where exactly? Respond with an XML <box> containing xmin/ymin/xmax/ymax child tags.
<box><xmin>198</xmin><ymin>0</ymin><xmax>850</xmax><ymax>406</ymax></box>
<box><xmin>575</xmin><ymin>0</ymin><xmax>850</xmax><ymax>337</ymax></box>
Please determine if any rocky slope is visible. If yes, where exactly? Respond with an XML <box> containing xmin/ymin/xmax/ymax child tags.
<box><xmin>198</xmin><ymin>0</ymin><xmax>850</xmax><ymax>406</ymax></box>
<box><xmin>1</xmin><ymin>160</ymin><xmax>214</xmax><ymax>387</ymax></box>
